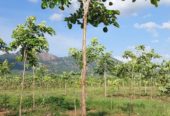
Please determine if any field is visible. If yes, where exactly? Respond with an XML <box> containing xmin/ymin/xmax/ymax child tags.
<box><xmin>0</xmin><ymin>75</ymin><xmax>169</xmax><ymax>116</ymax></box>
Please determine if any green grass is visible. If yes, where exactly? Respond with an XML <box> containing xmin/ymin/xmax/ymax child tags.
<box><xmin>0</xmin><ymin>87</ymin><xmax>169</xmax><ymax>116</ymax></box>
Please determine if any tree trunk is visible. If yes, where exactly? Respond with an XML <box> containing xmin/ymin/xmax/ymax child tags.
<box><xmin>81</xmin><ymin>20</ymin><xmax>87</xmax><ymax>116</ymax></box>
<box><xmin>74</xmin><ymin>85</ymin><xmax>77</xmax><ymax>116</ymax></box>
<box><xmin>122</xmin><ymin>80</ymin><xmax>125</xmax><ymax>96</ymax></box>
<box><xmin>19</xmin><ymin>50</ymin><xmax>27</xmax><ymax>116</ymax></box>
<box><xmin>104</xmin><ymin>70</ymin><xmax>107</xmax><ymax>97</ymax></box>
<box><xmin>81</xmin><ymin>0</ymin><xmax>91</xmax><ymax>116</ymax></box>
<box><xmin>133</xmin><ymin>76</ymin><xmax>135</xmax><ymax>98</ymax></box>
<box><xmin>110</xmin><ymin>96</ymin><xmax>113</xmax><ymax>110</ymax></box>
<box><xmin>139</xmin><ymin>74</ymin><xmax>142</xmax><ymax>96</ymax></box>
<box><xmin>74</xmin><ymin>98</ymin><xmax>77</xmax><ymax>116</ymax></box>
<box><xmin>131</xmin><ymin>65</ymin><xmax>134</xmax><ymax>99</ymax></box>
<box><xmin>32</xmin><ymin>66</ymin><xmax>35</xmax><ymax>110</ymax></box>
<box><xmin>65</xmin><ymin>80</ymin><xmax>67</xmax><ymax>95</ymax></box>
<box><xmin>150</xmin><ymin>77</ymin><xmax>153</xmax><ymax>99</ymax></box>
<box><xmin>144</xmin><ymin>82</ymin><xmax>147</xmax><ymax>95</ymax></box>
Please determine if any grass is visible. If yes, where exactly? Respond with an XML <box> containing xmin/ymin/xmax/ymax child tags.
<box><xmin>0</xmin><ymin>87</ymin><xmax>169</xmax><ymax>116</ymax></box>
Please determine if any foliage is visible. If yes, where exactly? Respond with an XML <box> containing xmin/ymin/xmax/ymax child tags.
<box><xmin>122</xmin><ymin>45</ymin><xmax>161</xmax><ymax>80</ymax></box>
<box><xmin>41</xmin><ymin>0</ymin><xmax>120</xmax><ymax>32</ymax></box>
<box><xmin>158</xmin><ymin>60</ymin><xmax>170</xmax><ymax>95</ymax></box>
<box><xmin>95</xmin><ymin>52</ymin><xmax>116</xmax><ymax>75</ymax></box>
<box><xmin>0</xmin><ymin>60</ymin><xmax>10</xmax><ymax>76</ymax></box>
<box><xmin>41</xmin><ymin>0</ymin><xmax>159</xmax><ymax>32</ymax></box>
<box><xmin>69</xmin><ymin>38</ymin><xmax>105</xmax><ymax>69</ymax></box>
<box><xmin>0</xmin><ymin>38</ymin><xmax>9</xmax><ymax>52</ymax></box>
<box><xmin>10</xmin><ymin>16</ymin><xmax>55</xmax><ymax>66</ymax></box>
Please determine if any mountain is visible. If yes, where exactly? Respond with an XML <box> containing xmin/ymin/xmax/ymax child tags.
<box><xmin>0</xmin><ymin>52</ymin><xmax>80</xmax><ymax>73</ymax></box>
<box><xmin>0</xmin><ymin>52</ymin><xmax>121</xmax><ymax>74</ymax></box>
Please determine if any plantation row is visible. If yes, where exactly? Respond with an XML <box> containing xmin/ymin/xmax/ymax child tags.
<box><xmin>1</xmin><ymin>37</ymin><xmax>170</xmax><ymax>95</ymax></box>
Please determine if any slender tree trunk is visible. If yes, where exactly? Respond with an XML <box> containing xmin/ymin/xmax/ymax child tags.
<box><xmin>131</xmin><ymin>65</ymin><xmax>134</xmax><ymax>99</ymax></box>
<box><xmin>133</xmin><ymin>76</ymin><xmax>135</xmax><ymax>98</ymax></box>
<box><xmin>65</xmin><ymin>80</ymin><xmax>67</xmax><ymax>95</ymax></box>
<box><xmin>122</xmin><ymin>80</ymin><xmax>125</xmax><ymax>96</ymax></box>
<box><xmin>139</xmin><ymin>74</ymin><xmax>142</xmax><ymax>96</ymax></box>
<box><xmin>19</xmin><ymin>50</ymin><xmax>27</xmax><ymax>116</ymax></box>
<box><xmin>104</xmin><ymin>70</ymin><xmax>107</xmax><ymax>97</ymax></box>
<box><xmin>74</xmin><ymin>83</ymin><xmax>77</xmax><ymax>116</ymax></box>
<box><xmin>81</xmin><ymin>0</ymin><xmax>91</xmax><ymax>115</ymax></box>
<box><xmin>150</xmin><ymin>77</ymin><xmax>153</xmax><ymax>99</ymax></box>
<box><xmin>4</xmin><ymin>74</ymin><xmax>7</xmax><ymax>110</ymax></box>
<box><xmin>144</xmin><ymin>82</ymin><xmax>147</xmax><ymax>95</ymax></box>
<box><xmin>32</xmin><ymin>66</ymin><xmax>35</xmax><ymax>110</ymax></box>
<box><xmin>110</xmin><ymin>96</ymin><xmax>113</xmax><ymax>110</ymax></box>
<box><xmin>74</xmin><ymin>98</ymin><xmax>77</xmax><ymax>116</ymax></box>
<box><xmin>129</xmin><ymin>64</ymin><xmax>135</xmax><ymax>116</ymax></box>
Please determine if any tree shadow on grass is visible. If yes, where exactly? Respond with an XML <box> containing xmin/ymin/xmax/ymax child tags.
<box><xmin>88</xmin><ymin>111</ymin><xmax>108</xmax><ymax>116</ymax></box>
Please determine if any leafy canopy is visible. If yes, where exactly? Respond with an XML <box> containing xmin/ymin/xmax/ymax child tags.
<box><xmin>95</xmin><ymin>52</ymin><xmax>116</xmax><ymax>75</ymax></box>
<box><xmin>122</xmin><ymin>45</ymin><xmax>161</xmax><ymax>79</ymax></box>
<box><xmin>0</xmin><ymin>60</ymin><xmax>10</xmax><ymax>76</ymax></box>
<box><xmin>10</xmin><ymin>16</ymin><xmax>55</xmax><ymax>66</ymax></box>
<box><xmin>41</xmin><ymin>0</ymin><xmax>120</xmax><ymax>32</ymax></box>
<box><xmin>0</xmin><ymin>38</ymin><xmax>9</xmax><ymax>52</ymax></box>
<box><xmin>69</xmin><ymin>38</ymin><xmax>105</xmax><ymax>69</ymax></box>
<box><xmin>41</xmin><ymin>0</ymin><xmax>159</xmax><ymax>32</ymax></box>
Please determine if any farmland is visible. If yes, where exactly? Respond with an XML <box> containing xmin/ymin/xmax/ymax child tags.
<box><xmin>0</xmin><ymin>0</ymin><xmax>170</xmax><ymax>116</ymax></box>
<box><xmin>0</xmin><ymin>72</ymin><xmax>169</xmax><ymax>116</ymax></box>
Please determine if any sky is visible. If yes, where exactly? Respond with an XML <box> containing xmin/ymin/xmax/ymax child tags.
<box><xmin>0</xmin><ymin>0</ymin><xmax>170</xmax><ymax>61</ymax></box>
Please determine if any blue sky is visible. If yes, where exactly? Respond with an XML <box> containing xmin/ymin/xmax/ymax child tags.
<box><xmin>0</xmin><ymin>0</ymin><xmax>170</xmax><ymax>61</ymax></box>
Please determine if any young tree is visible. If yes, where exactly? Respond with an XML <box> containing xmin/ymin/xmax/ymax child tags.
<box><xmin>123</xmin><ymin>50</ymin><xmax>138</xmax><ymax>100</ymax></box>
<box><xmin>40</xmin><ymin>0</ymin><xmax>159</xmax><ymax>115</ymax></box>
<box><xmin>69</xmin><ymin>38</ymin><xmax>104</xmax><ymax>70</ymax></box>
<box><xmin>0</xmin><ymin>38</ymin><xmax>10</xmax><ymax>89</ymax></box>
<box><xmin>0</xmin><ymin>60</ymin><xmax>11</xmax><ymax>90</ymax></box>
<box><xmin>136</xmin><ymin>46</ymin><xmax>160</xmax><ymax>98</ymax></box>
<box><xmin>158</xmin><ymin>61</ymin><xmax>170</xmax><ymax>95</ymax></box>
<box><xmin>60</xmin><ymin>71</ymin><xmax>71</xmax><ymax>95</ymax></box>
<box><xmin>0</xmin><ymin>38</ymin><xmax>10</xmax><ymax>75</ymax></box>
<box><xmin>123</xmin><ymin>45</ymin><xmax>160</xmax><ymax>97</ymax></box>
<box><xmin>95</xmin><ymin>52</ymin><xmax>116</xmax><ymax>97</ymax></box>
<box><xmin>10</xmin><ymin>16</ymin><xmax>55</xmax><ymax>116</ymax></box>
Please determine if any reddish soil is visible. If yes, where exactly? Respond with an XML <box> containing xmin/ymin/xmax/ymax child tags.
<box><xmin>0</xmin><ymin>112</ymin><xmax>5</xmax><ymax>116</ymax></box>
<box><xmin>0</xmin><ymin>110</ymin><xmax>9</xmax><ymax>116</ymax></box>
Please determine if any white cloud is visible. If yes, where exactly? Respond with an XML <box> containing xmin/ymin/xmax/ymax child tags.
<box><xmin>161</xmin><ymin>21</ymin><xmax>170</xmax><ymax>29</ymax></box>
<box><xmin>104</xmin><ymin>0</ymin><xmax>150</xmax><ymax>15</ymax></box>
<box><xmin>49</xmin><ymin>13</ymin><xmax>63</xmax><ymax>22</ymax></box>
<box><xmin>49</xmin><ymin>0</ymin><xmax>170</xmax><ymax>18</ymax></box>
<box><xmin>160</xmin><ymin>0</ymin><xmax>170</xmax><ymax>5</ymax></box>
<box><xmin>103</xmin><ymin>0</ymin><xmax>170</xmax><ymax>15</ymax></box>
<box><xmin>134</xmin><ymin>22</ymin><xmax>159</xmax><ymax>31</ymax></box>
<box><xmin>134</xmin><ymin>21</ymin><xmax>170</xmax><ymax>37</ymax></box>
<box><xmin>28</xmin><ymin>0</ymin><xmax>38</xmax><ymax>3</ymax></box>
<box><xmin>69</xmin><ymin>0</ymin><xmax>80</xmax><ymax>12</ymax></box>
